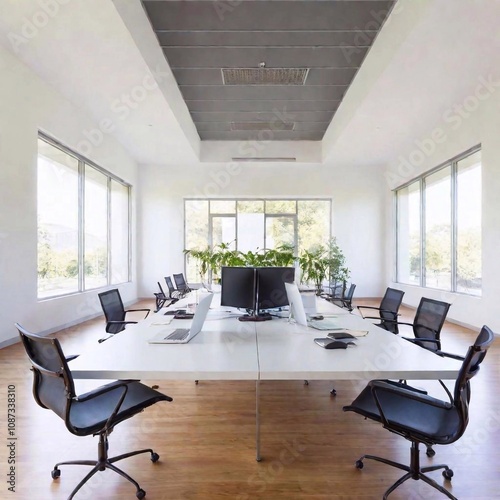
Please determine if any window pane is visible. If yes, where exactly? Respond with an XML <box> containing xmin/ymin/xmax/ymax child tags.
<box><xmin>37</xmin><ymin>139</ymin><xmax>80</xmax><ymax>298</ymax></box>
<box><xmin>84</xmin><ymin>165</ymin><xmax>108</xmax><ymax>289</ymax></box>
<box><xmin>185</xmin><ymin>200</ymin><xmax>209</xmax><ymax>282</ymax></box>
<box><xmin>238</xmin><ymin>212</ymin><xmax>265</xmax><ymax>252</ymax></box>
<box><xmin>396</xmin><ymin>182</ymin><xmax>421</xmax><ymax>285</ymax></box>
<box><xmin>424</xmin><ymin>167</ymin><xmax>451</xmax><ymax>290</ymax></box>
<box><xmin>298</xmin><ymin>200</ymin><xmax>330</xmax><ymax>254</ymax></box>
<box><xmin>110</xmin><ymin>180</ymin><xmax>129</xmax><ymax>284</ymax></box>
<box><xmin>265</xmin><ymin>200</ymin><xmax>296</xmax><ymax>214</ymax></box>
<box><xmin>456</xmin><ymin>152</ymin><xmax>481</xmax><ymax>295</ymax></box>
<box><xmin>237</xmin><ymin>200</ymin><xmax>264</xmax><ymax>213</ymax></box>
<box><xmin>211</xmin><ymin>216</ymin><xmax>236</xmax><ymax>249</ymax></box>
<box><xmin>210</xmin><ymin>200</ymin><xmax>236</xmax><ymax>214</ymax></box>
<box><xmin>266</xmin><ymin>216</ymin><xmax>295</xmax><ymax>249</ymax></box>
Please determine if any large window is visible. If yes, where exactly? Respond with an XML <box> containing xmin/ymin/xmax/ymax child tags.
<box><xmin>37</xmin><ymin>135</ymin><xmax>131</xmax><ymax>298</ymax></box>
<box><xmin>184</xmin><ymin>199</ymin><xmax>331</xmax><ymax>282</ymax></box>
<box><xmin>396</xmin><ymin>148</ymin><xmax>481</xmax><ymax>295</ymax></box>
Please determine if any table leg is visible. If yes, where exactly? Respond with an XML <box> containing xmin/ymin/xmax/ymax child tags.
<box><xmin>256</xmin><ymin>379</ymin><xmax>261</xmax><ymax>462</ymax></box>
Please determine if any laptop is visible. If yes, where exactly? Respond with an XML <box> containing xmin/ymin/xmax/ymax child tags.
<box><xmin>284</xmin><ymin>282</ymin><xmax>341</xmax><ymax>331</ymax></box>
<box><xmin>148</xmin><ymin>293</ymin><xmax>213</xmax><ymax>344</ymax></box>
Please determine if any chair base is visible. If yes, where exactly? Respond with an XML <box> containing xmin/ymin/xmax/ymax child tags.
<box><xmin>355</xmin><ymin>442</ymin><xmax>456</xmax><ymax>500</ymax></box>
<box><xmin>52</xmin><ymin>433</ymin><xmax>158</xmax><ymax>500</ymax></box>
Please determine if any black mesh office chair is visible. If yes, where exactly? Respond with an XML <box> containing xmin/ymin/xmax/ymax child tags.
<box><xmin>331</xmin><ymin>283</ymin><xmax>356</xmax><ymax>311</ymax></box>
<box><xmin>154</xmin><ymin>282</ymin><xmax>168</xmax><ymax>312</ymax></box>
<box><xmin>343</xmin><ymin>325</ymin><xmax>494</xmax><ymax>500</ymax></box>
<box><xmin>164</xmin><ymin>276</ymin><xmax>181</xmax><ymax>303</ymax></box>
<box><xmin>357</xmin><ymin>287</ymin><xmax>405</xmax><ymax>334</ymax></box>
<box><xmin>98</xmin><ymin>289</ymin><xmax>150</xmax><ymax>342</ymax></box>
<box><xmin>173</xmin><ymin>273</ymin><xmax>191</xmax><ymax>297</ymax></box>
<box><xmin>392</xmin><ymin>297</ymin><xmax>451</xmax><ymax>351</ymax></box>
<box><xmin>16</xmin><ymin>324</ymin><xmax>172</xmax><ymax>500</ymax></box>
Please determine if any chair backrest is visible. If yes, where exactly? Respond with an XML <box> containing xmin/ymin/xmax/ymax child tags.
<box><xmin>157</xmin><ymin>282</ymin><xmax>166</xmax><ymax>296</ymax></box>
<box><xmin>98</xmin><ymin>289</ymin><xmax>127</xmax><ymax>334</ymax></box>
<box><xmin>379</xmin><ymin>287</ymin><xmax>405</xmax><ymax>321</ymax></box>
<box><xmin>173</xmin><ymin>273</ymin><xmax>189</xmax><ymax>292</ymax></box>
<box><xmin>450</xmin><ymin>325</ymin><xmax>494</xmax><ymax>441</ymax></box>
<box><xmin>344</xmin><ymin>283</ymin><xmax>356</xmax><ymax>300</ymax></box>
<box><xmin>16</xmin><ymin>323</ymin><xmax>75</xmax><ymax>423</ymax></box>
<box><xmin>412</xmin><ymin>297</ymin><xmax>451</xmax><ymax>351</ymax></box>
<box><xmin>165</xmin><ymin>276</ymin><xmax>176</xmax><ymax>294</ymax></box>
<box><xmin>379</xmin><ymin>287</ymin><xmax>405</xmax><ymax>333</ymax></box>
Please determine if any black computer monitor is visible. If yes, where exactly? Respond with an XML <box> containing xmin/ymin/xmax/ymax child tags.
<box><xmin>256</xmin><ymin>267</ymin><xmax>295</xmax><ymax>312</ymax></box>
<box><xmin>220</xmin><ymin>266</ymin><xmax>257</xmax><ymax>312</ymax></box>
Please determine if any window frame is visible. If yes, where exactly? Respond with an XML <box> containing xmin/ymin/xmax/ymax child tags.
<box><xmin>184</xmin><ymin>197</ymin><xmax>332</xmax><ymax>282</ymax></box>
<box><xmin>37</xmin><ymin>132</ymin><xmax>131</xmax><ymax>300</ymax></box>
<box><xmin>395</xmin><ymin>145</ymin><xmax>481</xmax><ymax>296</ymax></box>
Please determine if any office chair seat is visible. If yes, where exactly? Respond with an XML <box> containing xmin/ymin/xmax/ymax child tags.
<box><xmin>69</xmin><ymin>380</ymin><xmax>168</xmax><ymax>435</ymax></box>
<box><xmin>345</xmin><ymin>382</ymin><xmax>460</xmax><ymax>444</ymax></box>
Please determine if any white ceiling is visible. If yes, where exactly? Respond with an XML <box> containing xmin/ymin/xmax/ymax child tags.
<box><xmin>0</xmin><ymin>0</ymin><xmax>499</xmax><ymax>166</ymax></box>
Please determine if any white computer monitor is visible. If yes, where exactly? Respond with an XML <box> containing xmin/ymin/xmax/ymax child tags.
<box><xmin>284</xmin><ymin>282</ymin><xmax>308</xmax><ymax>326</ymax></box>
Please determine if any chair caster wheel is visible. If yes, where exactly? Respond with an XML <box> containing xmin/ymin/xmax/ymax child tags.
<box><xmin>304</xmin><ymin>380</ymin><xmax>309</xmax><ymax>386</ymax></box>
<box><xmin>330</xmin><ymin>388</ymin><xmax>337</xmax><ymax>396</ymax></box>
<box><xmin>443</xmin><ymin>469</ymin><xmax>454</xmax><ymax>480</ymax></box>
<box><xmin>51</xmin><ymin>468</ymin><xmax>61</xmax><ymax>479</ymax></box>
<box><xmin>426</xmin><ymin>446</ymin><xmax>436</xmax><ymax>457</ymax></box>
<box><xmin>355</xmin><ymin>460</ymin><xmax>364</xmax><ymax>469</ymax></box>
<box><xmin>151</xmin><ymin>452</ymin><xmax>160</xmax><ymax>463</ymax></box>
<box><xmin>136</xmin><ymin>488</ymin><xmax>146</xmax><ymax>499</ymax></box>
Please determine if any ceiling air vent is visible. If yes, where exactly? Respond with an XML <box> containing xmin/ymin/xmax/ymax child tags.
<box><xmin>222</xmin><ymin>68</ymin><xmax>308</xmax><ymax>86</ymax></box>
<box><xmin>231</xmin><ymin>122</ymin><xmax>295</xmax><ymax>131</ymax></box>
<box><xmin>231</xmin><ymin>157</ymin><xmax>297</xmax><ymax>162</ymax></box>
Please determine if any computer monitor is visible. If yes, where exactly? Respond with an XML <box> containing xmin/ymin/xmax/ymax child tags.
<box><xmin>220</xmin><ymin>266</ymin><xmax>257</xmax><ymax>312</ymax></box>
<box><xmin>257</xmin><ymin>267</ymin><xmax>295</xmax><ymax>312</ymax></box>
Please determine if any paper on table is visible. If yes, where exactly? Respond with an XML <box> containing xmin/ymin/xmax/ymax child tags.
<box><xmin>150</xmin><ymin>317</ymin><xmax>174</xmax><ymax>326</ymax></box>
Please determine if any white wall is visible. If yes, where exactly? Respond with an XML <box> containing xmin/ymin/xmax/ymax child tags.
<box><xmin>385</xmin><ymin>83</ymin><xmax>500</xmax><ymax>331</ymax></box>
<box><xmin>137</xmin><ymin>161</ymin><xmax>387</xmax><ymax>300</ymax></box>
<box><xmin>0</xmin><ymin>45</ymin><xmax>139</xmax><ymax>346</ymax></box>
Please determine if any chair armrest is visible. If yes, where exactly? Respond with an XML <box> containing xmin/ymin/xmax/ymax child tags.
<box><xmin>126</xmin><ymin>308</ymin><xmax>150</xmax><ymax>319</ymax></box>
<box><xmin>105</xmin><ymin>320</ymin><xmax>138</xmax><ymax>333</ymax></box>
<box><xmin>435</xmin><ymin>350</ymin><xmax>465</xmax><ymax>361</ymax></box>
<box><xmin>65</xmin><ymin>354</ymin><xmax>79</xmax><ymax>362</ymax></box>
<box><xmin>76</xmin><ymin>380</ymin><xmax>137</xmax><ymax>433</ymax></box>
<box><xmin>357</xmin><ymin>305</ymin><xmax>380</xmax><ymax>316</ymax></box>
<box><xmin>403</xmin><ymin>337</ymin><xmax>440</xmax><ymax>345</ymax></box>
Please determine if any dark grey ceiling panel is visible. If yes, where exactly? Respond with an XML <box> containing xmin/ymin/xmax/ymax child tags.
<box><xmin>199</xmin><ymin>131</ymin><xmax>325</xmax><ymax>141</ymax></box>
<box><xmin>141</xmin><ymin>0</ymin><xmax>395</xmax><ymax>142</ymax></box>
<box><xmin>180</xmin><ymin>85</ymin><xmax>346</xmax><ymax>101</ymax></box>
<box><xmin>185</xmin><ymin>100</ymin><xmax>340</xmax><ymax>112</ymax></box>
<box><xmin>157</xmin><ymin>30</ymin><xmax>378</xmax><ymax>47</ymax></box>
<box><xmin>195</xmin><ymin>121</ymin><xmax>330</xmax><ymax>132</ymax></box>
<box><xmin>164</xmin><ymin>47</ymin><xmax>368</xmax><ymax>69</ymax></box>
<box><xmin>192</xmin><ymin>111</ymin><xmax>334</xmax><ymax>123</ymax></box>
<box><xmin>143</xmin><ymin>1</ymin><xmax>395</xmax><ymax>31</ymax></box>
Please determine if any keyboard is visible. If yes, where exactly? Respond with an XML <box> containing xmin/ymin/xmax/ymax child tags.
<box><xmin>166</xmin><ymin>328</ymin><xmax>190</xmax><ymax>341</ymax></box>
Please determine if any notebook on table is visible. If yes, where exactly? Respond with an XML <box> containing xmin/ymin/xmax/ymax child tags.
<box><xmin>148</xmin><ymin>293</ymin><xmax>213</xmax><ymax>344</ymax></box>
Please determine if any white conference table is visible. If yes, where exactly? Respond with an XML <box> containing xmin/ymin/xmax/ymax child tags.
<box><xmin>70</xmin><ymin>294</ymin><xmax>462</xmax><ymax>461</ymax></box>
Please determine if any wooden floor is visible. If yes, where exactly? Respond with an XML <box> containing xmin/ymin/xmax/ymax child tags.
<box><xmin>1</xmin><ymin>299</ymin><xmax>499</xmax><ymax>500</ymax></box>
